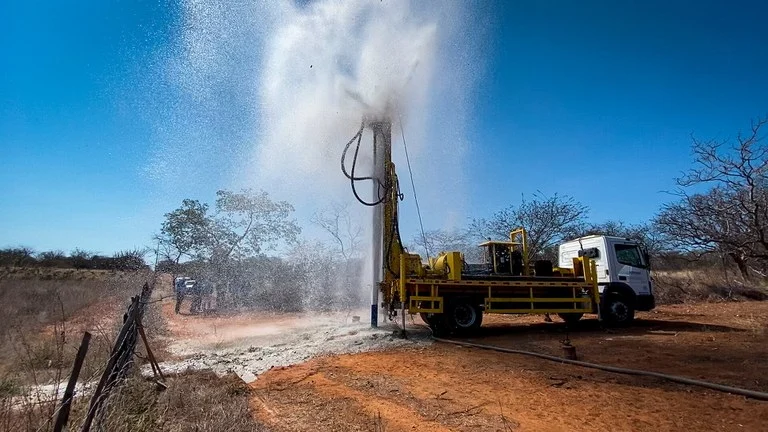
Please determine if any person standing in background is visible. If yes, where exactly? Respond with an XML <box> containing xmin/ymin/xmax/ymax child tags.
<box><xmin>201</xmin><ymin>279</ymin><xmax>214</xmax><ymax>314</ymax></box>
<box><xmin>174</xmin><ymin>277</ymin><xmax>187</xmax><ymax>314</ymax></box>
<box><xmin>190</xmin><ymin>279</ymin><xmax>203</xmax><ymax>314</ymax></box>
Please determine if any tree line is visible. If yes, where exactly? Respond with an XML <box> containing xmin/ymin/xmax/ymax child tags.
<box><xmin>4</xmin><ymin>116</ymin><xmax>764</xmax><ymax>308</ymax></box>
<box><xmin>411</xmin><ymin>117</ymin><xmax>768</xmax><ymax>283</ymax></box>
<box><xmin>0</xmin><ymin>247</ymin><xmax>149</xmax><ymax>271</ymax></box>
<box><xmin>151</xmin><ymin>116</ymin><xmax>767</xmax><ymax>311</ymax></box>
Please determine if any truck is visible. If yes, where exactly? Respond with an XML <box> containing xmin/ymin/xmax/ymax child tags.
<box><xmin>342</xmin><ymin>117</ymin><xmax>654</xmax><ymax>334</ymax></box>
<box><xmin>558</xmin><ymin>235</ymin><xmax>654</xmax><ymax>325</ymax></box>
<box><xmin>406</xmin><ymin>230</ymin><xmax>653</xmax><ymax>334</ymax></box>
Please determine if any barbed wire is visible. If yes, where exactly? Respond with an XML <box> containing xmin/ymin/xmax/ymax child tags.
<box><xmin>77</xmin><ymin>281</ymin><xmax>156</xmax><ymax>432</ymax></box>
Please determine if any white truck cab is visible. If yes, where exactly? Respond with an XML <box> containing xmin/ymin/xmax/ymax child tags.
<box><xmin>558</xmin><ymin>235</ymin><xmax>654</xmax><ymax>324</ymax></box>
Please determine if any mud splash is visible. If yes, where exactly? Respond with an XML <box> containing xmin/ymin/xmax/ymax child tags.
<box><xmin>155</xmin><ymin>312</ymin><xmax>430</xmax><ymax>383</ymax></box>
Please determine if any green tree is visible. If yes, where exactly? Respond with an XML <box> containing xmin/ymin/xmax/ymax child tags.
<box><xmin>210</xmin><ymin>189</ymin><xmax>300</xmax><ymax>262</ymax></box>
<box><xmin>155</xmin><ymin>199</ymin><xmax>212</xmax><ymax>265</ymax></box>
<box><xmin>156</xmin><ymin>189</ymin><xmax>300</xmax><ymax>308</ymax></box>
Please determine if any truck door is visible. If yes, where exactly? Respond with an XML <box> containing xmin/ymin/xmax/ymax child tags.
<box><xmin>609</xmin><ymin>241</ymin><xmax>651</xmax><ymax>296</ymax></box>
<box><xmin>590</xmin><ymin>243</ymin><xmax>609</xmax><ymax>287</ymax></box>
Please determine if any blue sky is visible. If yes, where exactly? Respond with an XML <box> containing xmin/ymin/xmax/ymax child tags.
<box><xmin>465</xmin><ymin>1</ymin><xmax>768</xmax><ymax>223</ymax></box>
<box><xmin>1</xmin><ymin>1</ymin><xmax>767</xmax><ymax>255</ymax></box>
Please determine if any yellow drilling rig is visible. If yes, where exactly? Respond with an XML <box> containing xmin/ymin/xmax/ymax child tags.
<box><xmin>342</xmin><ymin>117</ymin><xmax>603</xmax><ymax>335</ymax></box>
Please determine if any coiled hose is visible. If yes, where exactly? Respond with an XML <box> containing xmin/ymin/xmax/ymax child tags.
<box><xmin>432</xmin><ymin>337</ymin><xmax>768</xmax><ymax>401</ymax></box>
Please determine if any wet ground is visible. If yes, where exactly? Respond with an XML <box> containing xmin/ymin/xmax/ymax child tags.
<box><xmin>157</xmin><ymin>298</ymin><xmax>423</xmax><ymax>382</ymax></box>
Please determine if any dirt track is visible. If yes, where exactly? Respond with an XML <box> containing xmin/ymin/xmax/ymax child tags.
<box><xmin>245</xmin><ymin>302</ymin><xmax>768</xmax><ymax>431</ymax></box>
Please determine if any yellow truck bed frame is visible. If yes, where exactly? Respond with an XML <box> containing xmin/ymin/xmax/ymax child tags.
<box><xmin>398</xmin><ymin>255</ymin><xmax>601</xmax><ymax>317</ymax></box>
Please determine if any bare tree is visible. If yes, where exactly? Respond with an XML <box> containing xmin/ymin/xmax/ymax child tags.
<box><xmin>37</xmin><ymin>250</ymin><xmax>67</xmax><ymax>267</ymax></box>
<box><xmin>310</xmin><ymin>203</ymin><xmax>362</xmax><ymax>260</ymax></box>
<box><xmin>70</xmin><ymin>248</ymin><xmax>95</xmax><ymax>269</ymax></box>
<box><xmin>574</xmin><ymin>220</ymin><xmax>665</xmax><ymax>256</ymax></box>
<box><xmin>655</xmin><ymin>116</ymin><xmax>768</xmax><ymax>279</ymax></box>
<box><xmin>408</xmin><ymin>228</ymin><xmax>483</xmax><ymax>263</ymax></box>
<box><xmin>310</xmin><ymin>203</ymin><xmax>366</xmax><ymax>310</ymax></box>
<box><xmin>112</xmin><ymin>248</ymin><xmax>149</xmax><ymax>270</ymax></box>
<box><xmin>470</xmin><ymin>193</ymin><xmax>588</xmax><ymax>260</ymax></box>
<box><xmin>0</xmin><ymin>246</ymin><xmax>36</xmax><ymax>267</ymax></box>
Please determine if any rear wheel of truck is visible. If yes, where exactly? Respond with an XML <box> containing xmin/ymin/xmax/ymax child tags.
<box><xmin>445</xmin><ymin>300</ymin><xmax>483</xmax><ymax>333</ymax></box>
<box><xmin>557</xmin><ymin>312</ymin><xmax>583</xmax><ymax>325</ymax></box>
<box><xmin>603</xmin><ymin>293</ymin><xmax>635</xmax><ymax>326</ymax></box>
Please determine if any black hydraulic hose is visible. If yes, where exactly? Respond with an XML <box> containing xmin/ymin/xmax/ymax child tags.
<box><xmin>432</xmin><ymin>337</ymin><xmax>768</xmax><ymax>401</ymax></box>
<box><xmin>339</xmin><ymin>120</ymin><xmax>404</xmax><ymax>276</ymax></box>
<box><xmin>340</xmin><ymin>122</ymin><xmax>367</xmax><ymax>181</ymax></box>
<box><xmin>341</xmin><ymin>121</ymin><xmax>389</xmax><ymax>207</ymax></box>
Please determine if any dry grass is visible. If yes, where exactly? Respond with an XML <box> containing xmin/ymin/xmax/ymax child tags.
<box><xmin>653</xmin><ymin>268</ymin><xmax>768</xmax><ymax>304</ymax></box>
<box><xmin>0</xmin><ymin>371</ymin><xmax>267</xmax><ymax>432</ymax></box>
<box><xmin>0</xmin><ymin>268</ymin><xmax>254</xmax><ymax>432</ymax></box>
<box><xmin>0</xmin><ymin>269</ymin><xmax>153</xmax><ymax>379</ymax></box>
<box><xmin>0</xmin><ymin>268</ymin><xmax>158</xmax><ymax>432</ymax></box>
<box><xmin>92</xmin><ymin>371</ymin><xmax>268</xmax><ymax>432</ymax></box>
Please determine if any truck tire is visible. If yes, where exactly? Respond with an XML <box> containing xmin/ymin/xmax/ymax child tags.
<box><xmin>603</xmin><ymin>293</ymin><xmax>635</xmax><ymax>326</ymax></box>
<box><xmin>420</xmin><ymin>312</ymin><xmax>438</xmax><ymax>327</ymax></box>
<box><xmin>557</xmin><ymin>312</ymin><xmax>583</xmax><ymax>325</ymax></box>
<box><xmin>445</xmin><ymin>300</ymin><xmax>483</xmax><ymax>333</ymax></box>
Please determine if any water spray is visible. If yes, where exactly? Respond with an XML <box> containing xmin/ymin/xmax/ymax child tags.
<box><xmin>164</xmin><ymin>1</ymin><xmax>477</xmax><ymax>316</ymax></box>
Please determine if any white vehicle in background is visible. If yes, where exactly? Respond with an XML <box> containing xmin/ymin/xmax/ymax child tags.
<box><xmin>174</xmin><ymin>276</ymin><xmax>196</xmax><ymax>296</ymax></box>
<box><xmin>558</xmin><ymin>235</ymin><xmax>654</xmax><ymax>324</ymax></box>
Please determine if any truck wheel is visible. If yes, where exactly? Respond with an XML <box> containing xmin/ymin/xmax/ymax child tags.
<box><xmin>446</xmin><ymin>300</ymin><xmax>483</xmax><ymax>333</ymax></box>
<box><xmin>557</xmin><ymin>313</ymin><xmax>583</xmax><ymax>325</ymax></box>
<box><xmin>420</xmin><ymin>312</ymin><xmax>438</xmax><ymax>327</ymax></box>
<box><xmin>603</xmin><ymin>294</ymin><xmax>635</xmax><ymax>325</ymax></box>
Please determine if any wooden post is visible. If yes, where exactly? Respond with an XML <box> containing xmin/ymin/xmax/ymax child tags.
<box><xmin>53</xmin><ymin>331</ymin><xmax>91</xmax><ymax>432</ymax></box>
<box><xmin>138</xmin><ymin>322</ymin><xmax>165</xmax><ymax>382</ymax></box>
<box><xmin>80</xmin><ymin>298</ymin><xmax>139</xmax><ymax>432</ymax></box>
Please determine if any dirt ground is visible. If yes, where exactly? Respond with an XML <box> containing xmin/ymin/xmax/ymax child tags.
<box><xmin>244</xmin><ymin>302</ymin><xmax>768</xmax><ymax>432</ymax></box>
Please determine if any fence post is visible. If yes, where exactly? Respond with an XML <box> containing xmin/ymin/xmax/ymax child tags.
<box><xmin>77</xmin><ymin>281</ymin><xmax>154</xmax><ymax>432</ymax></box>
<box><xmin>80</xmin><ymin>297</ymin><xmax>139</xmax><ymax>432</ymax></box>
<box><xmin>53</xmin><ymin>331</ymin><xmax>91</xmax><ymax>432</ymax></box>
<box><xmin>138</xmin><ymin>323</ymin><xmax>165</xmax><ymax>383</ymax></box>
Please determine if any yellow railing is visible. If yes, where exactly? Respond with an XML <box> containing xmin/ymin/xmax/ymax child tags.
<box><xmin>401</xmin><ymin>247</ymin><xmax>600</xmax><ymax>316</ymax></box>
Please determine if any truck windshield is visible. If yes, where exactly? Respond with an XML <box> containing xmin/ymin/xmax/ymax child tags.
<box><xmin>614</xmin><ymin>244</ymin><xmax>645</xmax><ymax>268</ymax></box>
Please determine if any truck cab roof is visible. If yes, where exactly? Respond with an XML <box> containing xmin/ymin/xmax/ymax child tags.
<box><xmin>565</xmin><ymin>234</ymin><xmax>638</xmax><ymax>243</ymax></box>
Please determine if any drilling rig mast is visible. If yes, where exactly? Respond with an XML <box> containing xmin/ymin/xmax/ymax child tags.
<box><xmin>369</xmin><ymin>120</ymin><xmax>391</xmax><ymax>327</ymax></box>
